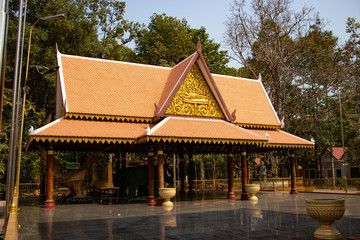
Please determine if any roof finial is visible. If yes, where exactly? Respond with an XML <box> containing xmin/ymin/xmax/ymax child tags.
<box><xmin>196</xmin><ymin>40</ymin><xmax>202</xmax><ymax>53</ymax></box>
<box><xmin>280</xmin><ymin>116</ymin><xmax>285</xmax><ymax>129</ymax></box>
<box><xmin>265</xmin><ymin>132</ymin><xmax>270</xmax><ymax>140</ymax></box>
<box><xmin>258</xmin><ymin>73</ymin><xmax>262</xmax><ymax>82</ymax></box>
<box><xmin>146</xmin><ymin>126</ymin><xmax>151</xmax><ymax>136</ymax></box>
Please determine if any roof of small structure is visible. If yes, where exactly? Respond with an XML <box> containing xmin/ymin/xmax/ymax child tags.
<box><xmin>326</xmin><ymin>147</ymin><xmax>348</xmax><ymax>160</ymax></box>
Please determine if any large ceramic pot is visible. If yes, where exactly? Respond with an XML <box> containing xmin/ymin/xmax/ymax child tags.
<box><xmin>158</xmin><ymin>188</ymin><xmax>176</xmax><ymax>207</ymax></box>
<box><xmin>245</xmin><ymin>184</ymin><xmax>260</xmax><ymax>201</ymax></box>
<box><xmin>305</xmin><ymin>199</ymin><xmax>345</xmax><ymax>240</ymax></box>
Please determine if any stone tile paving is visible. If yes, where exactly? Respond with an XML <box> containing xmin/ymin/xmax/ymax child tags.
<box><xmin>17</xmin><ymin>192</ymin><xmax>360</xmax><ymax>239</ymax></box>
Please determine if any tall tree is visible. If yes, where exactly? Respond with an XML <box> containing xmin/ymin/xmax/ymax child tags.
<box><xmin>343</xmin><ymin>17</ymin><xmax>360</xmax><ymax>163</ymax></box>
<box><xmin>135</xmin><ymin>13</ymin><xmax>234</xmax><ymax>75</ymax></box>
<box><xmin>225</xmin><ymin>0</ymin><xmax>317</xmax><ymax>118</ymax></box>
<box><xmin>135</xmin><ymin>13</ymin><xmax>194</xmax><ymax>67</ymax></box>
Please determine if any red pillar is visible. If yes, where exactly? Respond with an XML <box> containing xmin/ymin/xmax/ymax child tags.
<box><xmin>290</xmin><ymin>149</ymin><xmax>298</xmax><ymax>194</ymax></box>
<box><xmin>227</xmin><ymin>151</ymin><xmax>236</xmax><ymax>199</ymax></box>
<box><xmin>179</xmin><ymin>153</ymin><xmax>186</xmax><ymax>195</ymax></box>
<box><xmin>38</xmin><ymin>146</ymin><xmax>46</xmax><ymax>202</ymax></box>
<box><xmin>44</xmin><ymin>145</ymin><xmax>55</xmax><ymax>208</ymax></box>
<box><xmin>147</xmin><ymin>149</ymin><xmax>156</xmax><ymax>205</ymax></box>
<box><xmin>188</xmin><ymin>153</ymin><xmax>195</xmax><ymax>195</ymax></box>
<box><xmin>241</xmin><ymin>146</ymin><xmax>249</xmax><ymax>200</ymax></box>
<box><xmin>157</xmin><ymin>145</ymin><xmax>164</xmax><ymax>189</ymax></box>
<box><xmin>156</xmin><ymin>144</ymin><xmax>164</xmax><ymax>205</ymax></box>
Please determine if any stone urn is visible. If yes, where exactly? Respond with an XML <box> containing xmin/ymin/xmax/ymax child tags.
<box><xmin>245</xmin><ymin>184</ymin><xmax>260</xmax><ymax>201</ymax></box>
<box><xmin>158</xmin><ymin>188</ymin><xmax>176</xmax><ymax>207</ymax></box>
<box><xmin>305</xmin><ymin>199</ymin><xmax>345</xmax><ymax>239</ymax></box>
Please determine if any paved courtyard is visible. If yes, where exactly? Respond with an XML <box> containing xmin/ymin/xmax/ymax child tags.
<box><xmin>17</xmin><ymin>191</ymin><xmax>360</xmax><ymax>240</ymax></box>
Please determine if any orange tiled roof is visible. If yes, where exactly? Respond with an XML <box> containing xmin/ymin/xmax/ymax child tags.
<box><xmin>27</xmin><ymin>117</ymin><xmax>314</xmax><ymax>149</ymax></box>
<box><xmin>57</xmin><ymin>51</ymin><xmax>280</xmax><ymax>127</ymax></box>
<box><xmin>140</xmin><ymin>117</ymin><xmax>267</xmax><ymax>145</ymax></box>
<box><xmin>28</xmin><ymin>118</ymin><xmax>149</xmax><ymax>145</ymax></box>
<box><xmin>212</xmin><ymin>75</ymin><xmax>280</xmax><ymax>127</ymax></box>
<box><xmin>60</xmin><ymin>54</ymin><xmax>171</xmax><ymax>119</ymax></box>
<box><xmin>28</xmin><ymin>117</ymin><xmax>269</xmax><ymax>147</ymax></box>
<box><xmin>251</xmin><ymin>129</ymin><xmax>314</xmax><ymax>149</ymax></box>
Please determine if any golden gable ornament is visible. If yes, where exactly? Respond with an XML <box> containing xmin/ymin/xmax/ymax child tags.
<box><xmin>165</xmin><ymin>64</ymin><xmax>225</xmax><ymax>118</ymax></box>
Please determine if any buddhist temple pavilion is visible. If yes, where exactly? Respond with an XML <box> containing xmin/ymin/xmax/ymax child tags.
<box><xmin>26</xmin><ymin>42</ymin><xmax>314</xmax><ymax>207</ymax></box>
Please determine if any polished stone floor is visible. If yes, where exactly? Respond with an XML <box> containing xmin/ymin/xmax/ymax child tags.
<box><xmin>17</xmin><ymin>191</ymin><xmax>360</xmax><ymax>240</ymax></box>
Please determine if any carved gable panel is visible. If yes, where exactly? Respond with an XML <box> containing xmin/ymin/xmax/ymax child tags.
<box><xmin>165</xmin><ymin>64</ymin><xmax>225</xmax><ymax>118</ymax></box>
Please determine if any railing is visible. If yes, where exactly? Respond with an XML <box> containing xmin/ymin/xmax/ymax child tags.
<box><xmin>19</xmin><ymin>183</ymin><xmax>72</xmax><ymax>196</ymax></box>
<box><xmin>19</xmin><ymin>183</ymin><xmax>39</xmax><ymax>195</ymax></box>
<box><xmin>176</xmin><ymin>179</ymin><xmax>242</xmax><ymax>191</ymax></box>
<box><xmin>257</xmin><ymin>177</ymin><xmax>303</xmax><ymax>192</ymax></box>
<box><xmin>303</xmin><ymin>177</ymin><xmax>360</xmax><ymax>193</ymax></box>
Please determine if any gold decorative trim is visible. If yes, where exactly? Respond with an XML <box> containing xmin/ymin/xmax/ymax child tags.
<box><xmin>29</xmin><ymin>136</ymin><xmax>136</xmax><ymax>145</ymax></box>
<box><xmin>290</xmin><ymin>154</ymin><xmax>295</xmax><ymax>157</ymax></box>
<box><xmin>241</xmin><ymin>152</ymin><xmax>247</xmax><ymax>156</ymax></box>
<box><xmin>235</xmin><ymin>123</ymin><xmax>280</xmax><ymax>130</ymax></box>
<box><xmin>139</xmin><ymin>136</ymin><xmax>266</xmax><ymax>146</ymax></box>
<box><xmin>65</xmin><ymin>113</ymin><xmax>156</xmax><ymax>123</ymax></box>
<box><xmin>265</xmin><ymin>144</ymin><xmax>314</xmax><ymax>149</ymax></box>
<box><xmin>148</xmin><ymin>152</ymin><xmax>155</xmax><ymax>157</ymax></box>
<box><xmin>165</xmin><ymin>64</ymin><xmax>225</xmax><ymax>119</ymax></box>
<box><xmin>227</xmin><ymin>153</ymin><xmax>234</xmax><ymax>157</ymax></box>
<box><xmin>27</xmin><ymin>135</ymin><xmax>314</xmax><ymax>150</ymax></box>
<box><xmin>157</xmin><ymin>150</ymin><xmax>164</xmax><ymax>155</ymax></box>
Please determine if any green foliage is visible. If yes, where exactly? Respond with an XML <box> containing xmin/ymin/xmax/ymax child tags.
<box><xmin>135</xmin><ymin>14</ymin><xmax>234</xmax><ymax>75</ymax></box>
<box><xmin>1</xmin><ymin>0</ymin><xmax>137</xmax><ymax>184</ymax></box>
<box><xmin>135</xmin><ymin>13</ymin><xmax>194</xmax><ymax>67</ymax></box>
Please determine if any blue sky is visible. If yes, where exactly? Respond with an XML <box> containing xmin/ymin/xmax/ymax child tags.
<box><xmin>123</xmin><ymin>0</ymin><xmax>360</xmax><ymax>68</ymax></box>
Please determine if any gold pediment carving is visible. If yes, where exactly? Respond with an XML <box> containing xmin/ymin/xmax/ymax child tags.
<box><xmin>165</xmin><ymin>64</ymin><xmax>224</xmax><ymax>118</ymax></box>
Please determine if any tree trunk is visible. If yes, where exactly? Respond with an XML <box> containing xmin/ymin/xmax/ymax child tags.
<box><xmin>41</xmin><ymin>152</ymin><xmax>99</xmax><ymax>197</ymax></box>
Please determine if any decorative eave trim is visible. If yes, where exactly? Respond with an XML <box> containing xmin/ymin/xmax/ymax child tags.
<box><xmin>263</xmin><ymin>143</ymin><xmax>315</xmax><ymax>149</ymax></box>
<box><xmin>138</xmin><ymin>135</ymin><xmax>267</xmax><ymax>146</ymax></box>
<box><xmin>28</xmin><ymin>135</ymin><xmax>136</xmax><ymax>145</ymax></box>
<box><xmin>65</xmin><ymin>113</ymin><xmax>157</xmax><ymax>123</ymax></box>
<box><xmin>236</xmin><ymin>123</ymin><xmax>281</xmax><ymax>130</ymax></box>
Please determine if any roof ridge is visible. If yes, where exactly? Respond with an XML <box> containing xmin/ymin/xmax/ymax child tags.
<box><xmin>59</xmin><ymin>52</ymin><xmax>173</xmax><ymax>70</ymax></box>
<box><xmin>211</xmin><ymin>73</ymin><xmax>260</xmax><ymax>82</ymax></box>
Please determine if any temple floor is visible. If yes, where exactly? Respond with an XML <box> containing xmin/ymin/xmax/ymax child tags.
<box><xmin>17</xmin><ymin>191</ymin><xmax>360</xmax><ymax>240</ymax></box>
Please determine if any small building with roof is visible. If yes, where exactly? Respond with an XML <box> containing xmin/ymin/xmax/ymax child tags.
<box><xmin>321</xmin><ymin>147</ymin><xmax>350</xmax><ymax>178</ymax></box>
